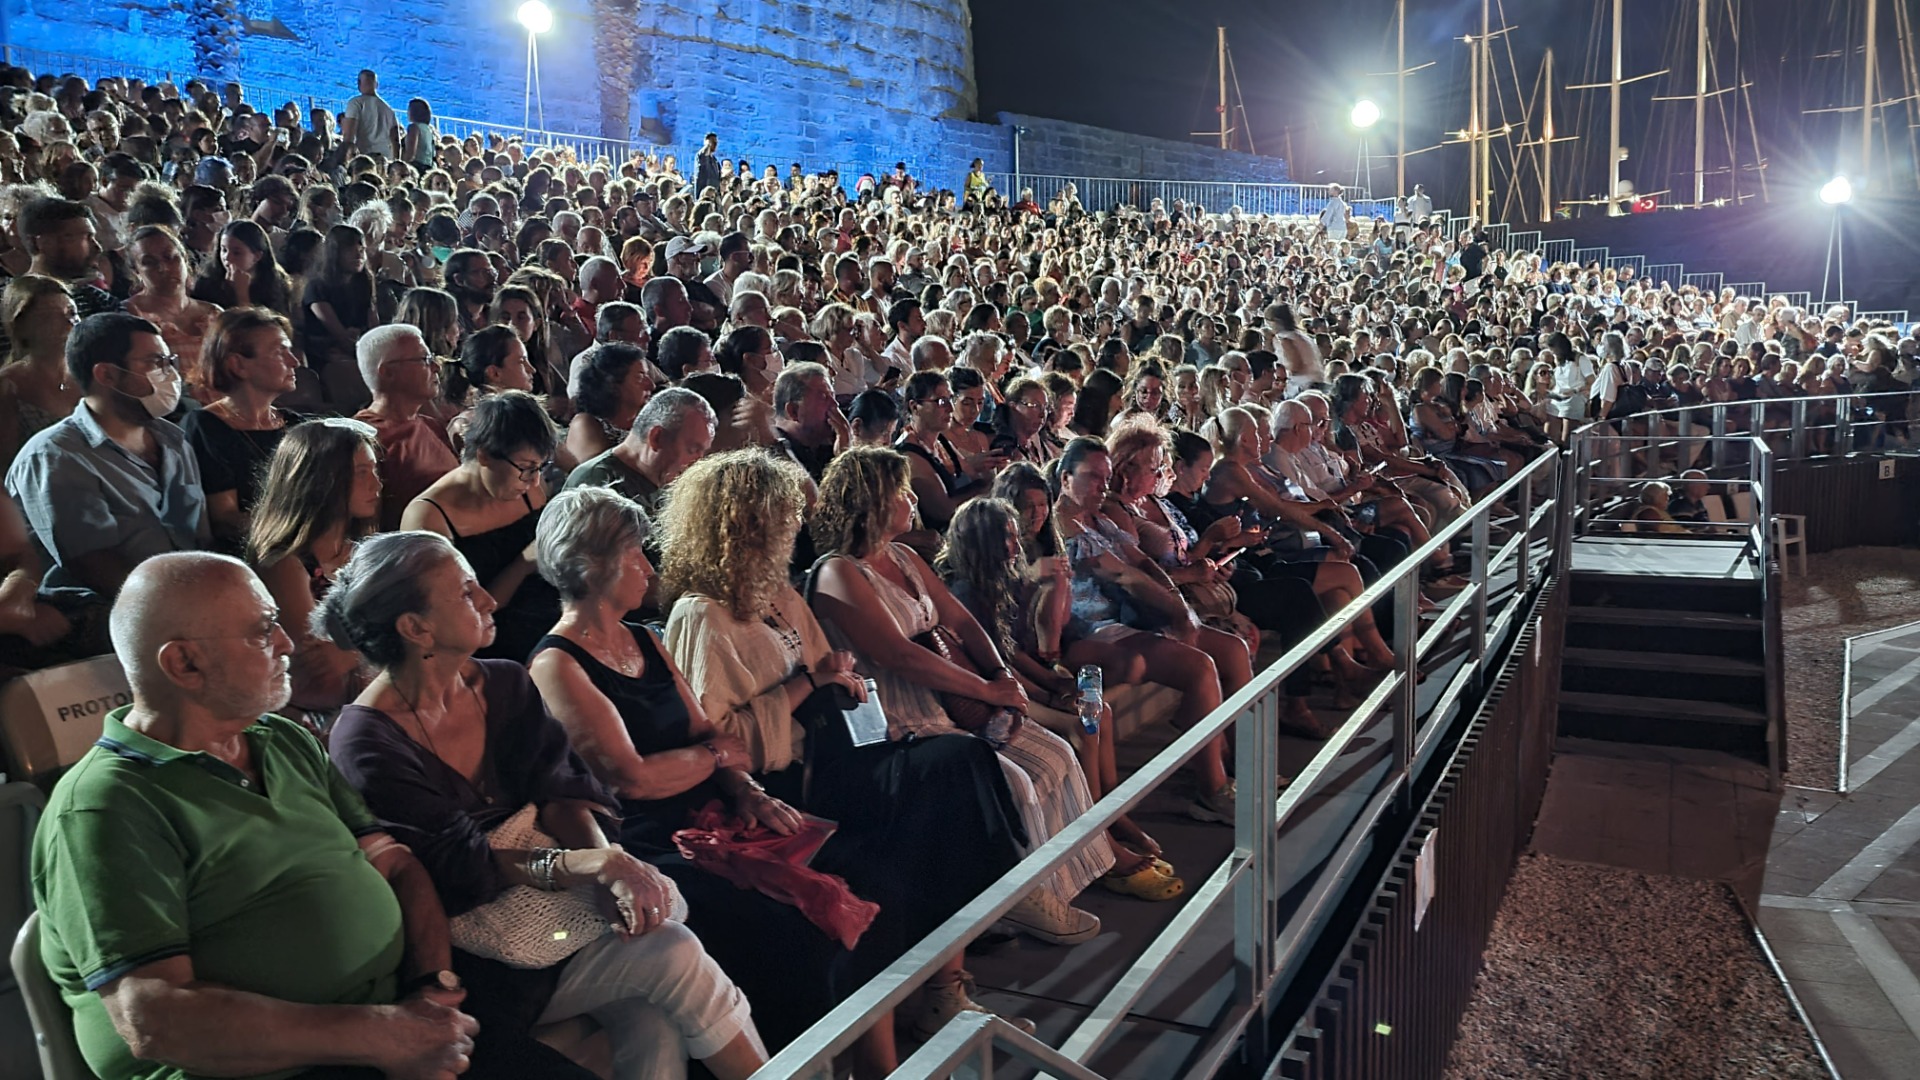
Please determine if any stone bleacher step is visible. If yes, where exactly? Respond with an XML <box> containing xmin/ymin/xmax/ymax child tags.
<box><xmin>1557</xmin><ymin>690</ymin><xmax>1767</xmax><ymax>727</ymax></box>
<box><xmin>1561</xmin><ymin>647</ymin><xmax>1764</xmax><ymax>678</ymax></box>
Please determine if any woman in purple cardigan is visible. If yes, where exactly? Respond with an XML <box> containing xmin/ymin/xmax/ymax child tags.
<box><xmin>318</xmin><ymin>529</ymin><xmax>768</xmax><ymax>1080</ymax></box>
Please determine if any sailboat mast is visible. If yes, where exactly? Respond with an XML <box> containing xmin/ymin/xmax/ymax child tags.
<box><xmin>1694</xmin><ymin>0</ymin><xmax>1707</xmax><ymax>204</ymax></box>
<box><xmin>1610</xmin><ymin>0</ymin><xmax>1624</xmax><ymax>214</ymax></box>
<box><xmin>1863</xmin><ymin>0</ymin><xmax>1878</xmax><ymax>181</ymax></box>
<box><xmin>1480</xmin><ymin>0</ymin><xmax>1491</xmax><ymax>220</ymax></box>
<box><xmin>1543</xmin><ymin>49</ymin><xmax>1555</xmax><ymax>220</ymax></box>
<box><xmin>1469</xmin><ymin>27</ymin><xmax>1481</xmax><ymax>218</ymax></box>
<box><xmin>1397</xmin><ymin>0</ymin><xmax>1407</xmax><ymax>198</ymax></box>
<box><xmin>1218</xmin><ymin>26</ymin><xmax>1230</xmax><ymax>151</ymax></box>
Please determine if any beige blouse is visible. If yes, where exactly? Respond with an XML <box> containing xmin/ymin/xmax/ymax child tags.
<box><xmin>662</xmin><ymin>585</ymin><xmax>832</xmax><ymax>774</ymax></box>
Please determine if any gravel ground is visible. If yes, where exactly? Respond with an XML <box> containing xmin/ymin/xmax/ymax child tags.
<box><xmin>1444</xmin><ymin>855</ymin><xmax>1826</xmax><ymax>1080</ymax></box>
<box><xmin>1780</xmin><ymin>546</ymin><xmax>1920</xmax><ymax>788</ymax></box>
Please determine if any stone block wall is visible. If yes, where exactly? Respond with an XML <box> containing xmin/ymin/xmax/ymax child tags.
<box><xmin>3</xmin><ymin>0</ymin><xmax>1286</xmax><ymax>190</ymax></box>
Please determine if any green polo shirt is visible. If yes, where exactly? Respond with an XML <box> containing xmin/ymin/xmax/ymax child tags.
<box><xmin>31</xmin><ymin>709</ymin><xmax>405</xmax><ymax>1080</ymax></box>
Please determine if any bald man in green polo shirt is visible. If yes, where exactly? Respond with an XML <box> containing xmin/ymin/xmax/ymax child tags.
<box><xmin>27</xmin><ymin>553</ymin><xmax>588</xmax><ymax>1080</ymax></box>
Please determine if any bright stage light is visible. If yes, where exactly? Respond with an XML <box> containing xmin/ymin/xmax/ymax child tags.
<box><xmin>1819</xmin><ymin>176</ymin><xmax>1854</xmax><ymax>205</ymax></box>
<box><xmin>1351</xmin><ymin>100</ymin><xmax>1382</xmax><ymax>130</ymax></box>
<box><xmin>517</xmin><ymin>1</ymin><xmax>553</xmax><ymax>34</ymax></box>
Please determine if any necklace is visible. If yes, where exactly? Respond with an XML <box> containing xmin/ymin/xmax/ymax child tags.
<box><xmin>762</xmin><ymin>606</ymin><xmax>804</xmax><ymax>657</ymax></box>
<box><xmin>573</xmin><ymin>621</ymin><xmax>643</xmax><ymax>677</ymax></box>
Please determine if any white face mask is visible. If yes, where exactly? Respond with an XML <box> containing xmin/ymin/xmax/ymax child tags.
<box><xmin>137</xmin><ymin>364</ymin><xmax>183</xmax><ymax>417</ymax></box>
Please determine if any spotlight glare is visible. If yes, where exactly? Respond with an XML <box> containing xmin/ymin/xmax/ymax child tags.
<box><xmin>1351</xmin><ymin>100</ymin><xmax>1381</xmax><ymax>130</ymax></box>
<box><xmin>517</xmin><ymin>0</ymin><xmax>553</xmax><ymax>34</ymax></box>
<box><xmin>1818</xmin><ymin>176</ymin><xmax>1853</xmax><ymax>206</ymax></box>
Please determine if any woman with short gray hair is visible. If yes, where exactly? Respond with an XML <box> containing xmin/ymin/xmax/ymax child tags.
<box><xmin>529</xmin><ymin>485</ymin><xmax>897</xmax><ymax>1064</ymax></box>
<box><xmin>322</xmin><ymin>529</ymin><xmax>770</xmax><ymax>1080</ymax></box>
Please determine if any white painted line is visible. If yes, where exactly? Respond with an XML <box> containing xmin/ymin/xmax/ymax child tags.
<box><xmin>1812</xmin><ymin>802</ymin><xmax>1920</xmax><ymax>900</ymax></box>
<box><xmin>1834</xmin><ymin>910</ymin><xmax>1920</xmax><ymax>1042</ymax></box>
<box><xmin>1763</xmin><ymin>894</ymin><xmax>1920</xmax><ymax>919</ymax></box>
<box><xmin>1850</xmin><ymin>720</ymin><xmax>1920</xmax><ymax>790</ymax></box>
<box><xmin>1849</xmin><ymin>651</ymin><xmax>1920</xmax><ymax>716</ymax></box>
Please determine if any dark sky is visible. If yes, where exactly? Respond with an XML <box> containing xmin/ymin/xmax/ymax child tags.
<box><xmin>971</xmin><ymin>0</ymin><xmax>1895</xmax><ymax>219</ymax></box>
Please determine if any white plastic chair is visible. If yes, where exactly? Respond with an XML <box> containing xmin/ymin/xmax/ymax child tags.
<box><xmin>1771</xmin><ymin>514</ymin><xmax>1808</xmax><ymax>576</ymax></box>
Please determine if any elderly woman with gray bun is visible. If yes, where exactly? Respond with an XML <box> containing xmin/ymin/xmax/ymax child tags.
<box><xmin>318</xmin><ymin>529</ymin><xmax>769</xmax><ymax>1080</ymax></box>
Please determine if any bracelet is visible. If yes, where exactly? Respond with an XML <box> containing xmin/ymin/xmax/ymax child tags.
<box><xmin>802</xmin><ymin>667</ymin><xmax>818</xmax><ymax>689</ymax></box>
<box><xmin>530</xmin><ymin>847</ymin><xmax>566</xmax><ymax>892</ymax></box>
<box><xmin>702</xmin><ymin>740</ymin><xmax>727</xmax><ymax>770</ymax></box>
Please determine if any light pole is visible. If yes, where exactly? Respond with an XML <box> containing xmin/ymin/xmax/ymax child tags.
<box><xmin>1351</xmin><ymin>99</ymin><xmax>1381</xmax><ymax>199</ymax></box>
<box><xmin>518</xmin><ymin>1</ymin><xmax>552</xmax><ymax>140</ymax></box>
<box><xmin>1819</xmin><ymin>176</ymin><xmax>1853</xmax><ymax>306</ymax></box>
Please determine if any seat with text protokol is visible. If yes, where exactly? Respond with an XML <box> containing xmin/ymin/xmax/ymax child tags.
<box><xmin>0</xmin><ymin>657</ymin><xmax>129</xmax><ymax>788</ymax></box>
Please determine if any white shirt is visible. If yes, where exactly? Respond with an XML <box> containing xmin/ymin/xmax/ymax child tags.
<box><xmin>1408</xmin><ymin>192</ymin><xmax>1433</xmax><ymax>219</ymax></box>
<box><xmin>1319</xmin><ymin>197</ymin><xmax>1351</xmax><ymax>240</ymax></box>
<box><xmin>1550</xmin><ymin>354</ymin><xmax>1596</xmax><ymax>419</ymax></box>
<box><xmin>703</xmin><ymin>270</ymin><xmax>734</xmax><ymax>306</ymax></box>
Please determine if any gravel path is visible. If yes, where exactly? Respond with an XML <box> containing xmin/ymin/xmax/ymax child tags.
<box><xmin>1444</xmin><ymin>855</ymin><xmax>1826</xmax><ymax>1080</ymax></box>
<box><xmin>1780</xmin><ymin>546</ymin><xmax>1920</xmax><ymax>788</ymax></box>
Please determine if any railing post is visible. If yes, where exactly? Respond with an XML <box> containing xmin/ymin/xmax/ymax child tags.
<box><xmin>1234</xmin><ymin>684</ymin><xmax>1278</xmax><ymax>1064</ymax></box>
<box><xmin>1836</xmin><ymin>395</ymin><xmax>1855</xmax><ymax>456</ymax></box>
<box><xmin>1711</xmin><ymin>404</ymin><xmax>1729</xmax><ymax>470</ymax></box>
<box><xmin>1790</xmin><ymin>398</ymin><xmax>1808</xmax><ymax>459</ymax></box>
<box><xmin>1749</xmin><ymin>401</ymin><xmax>1765</xmax><ymax>449</ymax></box>
<box><xmin>1391</xmin><ymin>573</ymin><xmax>1419</xmax><ymax>793</ymax></box>
<box><xmin>1470</xmin><ymin>508</ymin><xmax>1490</xmax><ymax>673</ymax></box>
<box><xmin>1516</xmin><ymin>464</ymin><xmax>1533</xmax><ymax>595</ymax></box>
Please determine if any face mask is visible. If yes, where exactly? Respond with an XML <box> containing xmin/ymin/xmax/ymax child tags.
<box><xmin>124</xmin><ymin>363</ymin><xmax>182</xmax><ymax>417</ymax></box>
<box><xmin>431</xmin><ymin>245</ymin><xmax>452</xmax><ymax>264</ymax></box>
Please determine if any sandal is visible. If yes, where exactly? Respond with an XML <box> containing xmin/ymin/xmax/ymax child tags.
<box><xmin>1102</xmin><ymin>862</ymin><xmax>1185</xmax><ymax>901</ymax></box>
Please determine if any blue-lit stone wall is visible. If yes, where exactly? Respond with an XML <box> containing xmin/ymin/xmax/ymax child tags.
<box><xmin>2</xmin><ymin>0</ymin><xmax>1286</xmax><ymax>190</ymax></box>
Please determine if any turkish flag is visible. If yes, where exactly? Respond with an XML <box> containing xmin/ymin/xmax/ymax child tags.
<box><xmin>1631</xmin><ymin>196</ymin><xmax>1658</xmax><ymax>214</ymax></box>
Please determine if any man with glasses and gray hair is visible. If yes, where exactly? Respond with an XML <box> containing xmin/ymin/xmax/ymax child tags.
<box><xmin>5</xmin><ymin>312</ymin><xmax>206</xmax><ymax>639</ymax></box>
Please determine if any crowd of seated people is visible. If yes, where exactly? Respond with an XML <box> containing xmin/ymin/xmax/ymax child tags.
<box><xmin>4</xmin><ymin>59</ymin><xmax>1919</xmax><ymax>1079</ymax></box>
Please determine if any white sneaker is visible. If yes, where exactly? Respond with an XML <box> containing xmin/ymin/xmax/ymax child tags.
<box><xmin>1187</xmin><ymin>780</ymin><xmax>1237</xmax><ymax>824</ymax></box>
<box><xmin>1003</xmin><ymin>889</ymin><xmax>1101</xmax><ymax>945</ymax></box>
<box><xmin>913</xmin><ymin>970</ymin><xmax>1038</xmax><ymax>1040</ymax></box>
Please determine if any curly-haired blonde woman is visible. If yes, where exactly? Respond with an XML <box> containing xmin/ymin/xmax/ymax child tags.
<box><xmin>657</xmin><ymin>448</ymin><xmax>1036</xmax><ymax>1042</ymax></box>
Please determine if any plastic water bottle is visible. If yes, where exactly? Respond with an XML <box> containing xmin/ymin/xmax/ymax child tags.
<box><xmin>1077</xmin><ymin>665</ymin><xmax>1103</xmax><ymax>736</ymax></box>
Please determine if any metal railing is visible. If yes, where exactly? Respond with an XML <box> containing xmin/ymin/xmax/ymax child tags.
<box><xmin>433</xmin><ymin>114</ymin><xmax>631</xmax><ymax>167</ymax></box>
<box><xmin>987</xmin><ymin>174</ymin><xmax>1394</xmax><ymax>221</ymax></box>
<box><xmin>755</xmin><ymin>449</ymin><xmax>1563</xmax><ymax>1079</ymax></box>
<box><xmin>1561</xmin><ymin>419</ymin><xmax>1783</xmax><ymax>787</ymax></box>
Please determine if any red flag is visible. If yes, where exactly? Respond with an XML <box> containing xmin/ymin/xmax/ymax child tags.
<box><xmin>1631</xmin><ymin>196</ymin><xmax>1658</xmax><ymax>214</ymax></box>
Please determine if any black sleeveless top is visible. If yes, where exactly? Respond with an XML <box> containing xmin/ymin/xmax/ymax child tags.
<box><xmin>422</xmin><ymin>494</ymin><xmax>561</xmax><ymax>662</ymax></box>
<box><xmin>893</xmin><ymin>432</ymin><xmax>968</xmax><ymax>527</ymax></box>
<box><xmin>529</xmin><ymin>625</ymin><xmax>720</xmax><ymax>855</ymax></box>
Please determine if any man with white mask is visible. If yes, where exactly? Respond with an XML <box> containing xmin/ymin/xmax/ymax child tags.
<box><xmin>6</xmin><ymin>312</ymin><xmax>207</xmax><ymax>622</ymax></box>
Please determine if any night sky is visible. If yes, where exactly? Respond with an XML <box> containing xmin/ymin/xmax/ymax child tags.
<box><xmin>971</xmin><ymin>0</ymin><xmax>1900</xmax><ymax>218</ymax></box>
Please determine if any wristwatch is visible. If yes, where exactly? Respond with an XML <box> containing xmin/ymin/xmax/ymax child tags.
<box><xmin>401</xmin><ymin>969</ymin><xmax>463</xmax><ymax>996</ymax></box>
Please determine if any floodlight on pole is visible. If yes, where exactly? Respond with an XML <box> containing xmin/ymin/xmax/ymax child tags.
<box><xmin>518</xmin><ymin>2</ymin><xmax>551</xmax><ymax>140</ymax></box>
<box><xmin>517</xmin><ymin>1</ymin><xmax>552</xmax><ymax>34</ymax></box>
<box><xmin>1819</xmin><ymin>176</ymin><xmax>1852</xmax><ymax>305</ymax></box>
<box><xmin>1350</xmin><ymin>101</ymin><xmax>1381</xmax><ymax>198</ymax></box>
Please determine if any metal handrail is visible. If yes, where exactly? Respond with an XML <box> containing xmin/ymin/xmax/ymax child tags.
<box><xmin>1577</xmin><ymin>387</ymin><xmax>1915</xmax><ymax>472</ymax></box>
<box><xmin>754</xmin><ymin>450</ymin><xmax>1562</xmax><ymax>1079</ymax></box>
<box><xmin>985</xmin><ymin>174</ymin><xmax>1395</xmax><ymax>220</ymax></box>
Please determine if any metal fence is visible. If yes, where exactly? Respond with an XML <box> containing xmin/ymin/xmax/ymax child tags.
<box><xmin>988</xmin><ymin>173</ymin><xmax>1394</xmax><ymax>221</ymax></box>
<box><xmin>754</xmin><ymin>449</ymin><xmax>1563</xmax><ymax>1079</ymax></box>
